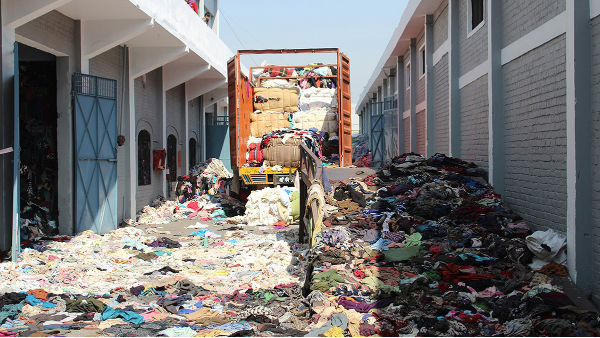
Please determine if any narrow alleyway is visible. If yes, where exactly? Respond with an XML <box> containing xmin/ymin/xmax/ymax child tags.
<box><xmin>0</xmin><ymin>154</ymin><xmax>598</xmax><ymax>337</ymax></box>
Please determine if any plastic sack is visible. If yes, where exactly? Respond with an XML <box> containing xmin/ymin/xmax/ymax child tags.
<box><xmin>525</xmin><ymin>229</ymin><xmax>567</xmax><ymax>270</ymax></box>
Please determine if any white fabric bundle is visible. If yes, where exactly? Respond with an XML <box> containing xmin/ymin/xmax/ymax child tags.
<box><xmin>293</xmin><ymin>108</ymin><xmax>338</xmax><ymax>134</ymax></box>
<box><xmin>244</xmin><ymin>187</ymin><xmax>292</xmax><ymax>226</ymax></box>
<box><xmin>298</xmin><ymin>88</ymin><xmax>338</xmax><ymax>111</ymax></box>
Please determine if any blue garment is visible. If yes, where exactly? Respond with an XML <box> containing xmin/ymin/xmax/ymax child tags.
<box><xmin>370</xmin><ymin>238</ymin><xmax>393</xmax><ymax>251</ymax></box>
<box><xmin>25</xmin><ymin>294</ymin><xmax>55</xmax><ymax>308</ymax></box>
<box><xmin>177</xmin><ymin>308</ymin><xmax>195</xmax><ymax>315</ymax></box>
<box><xmin>0</xmin><ymin>303</ymin><xmax>24</xmax><ymax>323</ymax></box>
<box><xmin>101</xmin><ymin>306</ymin><xmax>145</xmax><ymax>325</ymax></box>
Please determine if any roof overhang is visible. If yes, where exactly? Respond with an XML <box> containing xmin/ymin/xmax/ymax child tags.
<box><xmin>356</xmin><ymin>0</ymin><xmax>444</xmax><ymax>113</ymax></box>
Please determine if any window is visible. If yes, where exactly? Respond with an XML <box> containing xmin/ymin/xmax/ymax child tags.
<box><xmin>406</xmin><ymin>63</ymin><xmax>411</xmax><ymax>90</ymax></box>
<box><xmin>469</xmin><ymin>0</ymin><xmax>485</xmax><ymax>35</ymax></box>
<box><xmin>138</xmin><ymin>130</ymin><xmax>151</xmax><ymax>186</ymax></box>
<box><xmin>419</xmin><ymin>46</ymin><xmax>426</xmax><ymax>78</ymax></box>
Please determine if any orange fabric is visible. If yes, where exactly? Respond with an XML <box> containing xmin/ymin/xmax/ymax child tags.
<box><xmin>27</xmin><ymin>288</ymin><xmax>49</xmax><ymax>300</ymax></box>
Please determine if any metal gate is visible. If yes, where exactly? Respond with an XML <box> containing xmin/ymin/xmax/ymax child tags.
<box><xmin>206</xmin><ymin>115</ymin><xmax>231</xmax><ymax>172</ymax></box>
<box><xmin>383</xmin><ymin>95</ymin><xmax>399</xmax><ymax>161</ymax></box>
<box><xmin>73</xmin><ymin>73</ymin><xmax>118</xmax><ymax>234</ymax></box>
<box><xmin>370</xmin><ymin>102</ymin><xmax>384</xmax><ymax>167</ymax></box>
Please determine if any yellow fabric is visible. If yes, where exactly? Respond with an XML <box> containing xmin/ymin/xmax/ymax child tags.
<box><xmin>324</xmin><ymin>326</ymin><xmax>344</xmax><ymax>337</ymax></box>
<box><xmin>195</xmin><ymin>329</ymin><xmax>230</xmax><ymax>337</ymax></box>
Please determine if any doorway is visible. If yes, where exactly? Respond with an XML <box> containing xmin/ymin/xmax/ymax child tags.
<box><xmin>18</xmin><ymin>43</ymin><xmax>58</xmax><ymax>238</ymax></box>
<box><xmin>167</xmin><ymin>134</ymin><xmax>177</xmax><ymax>182</ymax></box>
<box><xmin>189</xmin><ymin>138</ymin><xmax>197</xmax><ymax>167</ymax></box>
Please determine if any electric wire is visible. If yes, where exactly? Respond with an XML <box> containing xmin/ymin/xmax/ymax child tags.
<box><xmin>220</xmin><ymin>10</ymin><xmax>258</xmax><ymax>67</ymax></box>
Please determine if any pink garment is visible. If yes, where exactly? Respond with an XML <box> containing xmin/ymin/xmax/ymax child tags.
<box><xmin>140</xmin><ymin>310</ymin><xmax>163</xmax><ymax>322</ymax></box>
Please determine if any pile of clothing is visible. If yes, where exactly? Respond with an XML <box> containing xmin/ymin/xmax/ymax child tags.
<box><xmin>352</xmin><ymin>134</ymin><xmax>371</xmax><ymax>167</ymax></box>
<box><xmin>252</xmin><ymin>62</ymin><xmax>337</xmax><ymax>90</ymax></box>
<box><xmin>186</xmin><ymin>158</ymin><xmax>233</xmax><ymax>196</ymax></box>
<box><xmin>0</xmin><ymin>227</ymin><xmax>312</xmax><ymax>337</ymax></box>
<box><xmin>302</xmin><ymin>152</ymin><xmax>599</xmax><ymax>336</ymax></box>
<box><xmin>243</xmin><ymin>186</ymin><xmax>300</xmax><ymax>227</ymax></box>
<box><xmin>127</xmin><ymin>159</ymin><xmax>241</xmax><ymax>226</ymax></box>
<box><xmin>130</xmin><ymin>193</ymin><xmax>245</xmax><ymax>226</ymax></box>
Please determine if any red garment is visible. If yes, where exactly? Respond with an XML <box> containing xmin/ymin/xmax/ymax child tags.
<box><xmin>187</xmin><ymin>201</ymin><xmax>201</xmax><ymax>211</ymax></box>
<box><xmin>188</xmin><ymin>1</ymin><xmax>198</xmax><ymax>13</ymax></box>
<box><xmin>437</xmin><ymin>263</ymin><xmax>494</xmax><ymax>283</ymax></box>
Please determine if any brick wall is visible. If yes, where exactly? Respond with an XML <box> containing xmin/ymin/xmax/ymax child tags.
<box><xmin>404</xmin><ymin>117</ymin><xmax>411</xmax><ymax>153</ymax></box>
<box><xmin>417</xmin><ymin>29</ymin><xmax>426</xmax><ymax>104</ymax></box>
<box><xmin>135</xmin><ymin>68</ymin><xmax>163</xmax><ymax>212</ymax></box>
<box><xmin>188</xmin><ymin>97</ymin><xmax>201</xmax><ymax>165</ymax></box>
<box><xmin>404</xmin><ymin>50</ymin><xmax>411</xmax><ymax>112</ymax></box>
<box><xmin>501</xmin><ymin>0</ymin><xmax>565</xmax><ymax>48</ymax></box>
<box><xmin>434</xmin><ymin>55</ymin><xmax>449</xmax><ymax>154</ymax></box>
<box><xmin>29</xmin><ymin>10</ymin><xmax>75</xmax><ymax>44</ymax></box>
<box><xmin>458</xmin><ymin>0</ymin><xmax>488</xmax><ymax>76</ymax></box>
<box><xmin>433</xmin><ymin>0</ymin><xmax>449</xmax><ymax>52</ymax></box>
<box><xmin>459</xmin><ymin>74</ymin><xmax>489</xmax><ymax>168</ymax></box>
<box><xmin>417</xmin><ymin>110</ymin><xmax>426</xmax><ymax>155</ymax></box>
<box><xmin>89</xmin><ymin>46</ymin><xmax>126</xmax><ymax>222</ymax></box>
<box><xmin>591</xmin><ymin>16</ymin><xmax>600</xmax><ymax>303</ymax></box>
<box><xmin>166</xmin><ymin>84</ymin><xmax>185</xmax><ymax>178</ymax></box>
<box><xmin>502</xmin><ymin>35</ymin><xmax>567</xmax><ymax>232</ymax></box>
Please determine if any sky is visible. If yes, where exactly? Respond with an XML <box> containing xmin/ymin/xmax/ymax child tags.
<box><xmin>218</xmin><ymin>1</ymin><xmax>409</xmax><ymax>107</ymax></box>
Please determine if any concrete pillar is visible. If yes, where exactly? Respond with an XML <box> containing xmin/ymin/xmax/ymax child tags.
<box><xmin>410</xmin><ymin>38</ymin><xmax>417</xmax><ymax>152</ymax></box>
<box><xmin>425</xmin><ymin>14</ymin><xmax>435</xmax><ymax>157</ymax></box>
<box><xmin>56</xmin><ymin>56</ymin><xmax>74</xmax><ymax>235</ymax></box>
<box><xmin>487</xmin><ymin>0</ymin><xmax>504</xmax><ymax>195</ymax></box>
<box><xmin>382</xmin><ymin>79</ymin><xmax>388</xmax><ymax>98</ymax></box>
<box><xmin>566</xmin><ymin>0</ymin><xmax>593</xmax><ymax>295</ymax></box>
<box><xmin>0</xmin><ymin>11</ymin><xmax>15</xmax><ymax>252</ymax></box>
<box><xmin>397</xmin><ymin>56</ymin><xmax>405</xmax><ymax>153</ymax></box>
<box><xmin>184</xmin><ymin>87</ymin><xmax>190</xmax><ymax>174</ymax></box>
<box><xmin>126</xmin><ymin>47</ymin><xmax>136</xmax><ymax>220</ymax></box>
<box><xmin>161</xmin><ymin>70</ymin><xmax>167</xmax><ymax>198</ymax></box>
<box><xmin>199</xmin><ymin>95</ymin><xmax>205</xmax><ymax>161</ymax></box>
<box><xmin>448</xmin><ymin>0</ymin><xmax>460</xmax><ymax>157</ymax></box>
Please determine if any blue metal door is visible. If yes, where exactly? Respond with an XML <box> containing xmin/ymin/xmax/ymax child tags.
<box><xmin>206</xmin><ymin>115</ymin><xmax>231</xmax><ymax>172</ymax></box>
<box><xmin>370</xmin><ymin>102</ymin><xmax>384</xmax><ymax>167</ymax></box>
<box><xmin>73</xmin><ymin>73</ymin><xmax>118</xmax><ymax>234</ymax></box>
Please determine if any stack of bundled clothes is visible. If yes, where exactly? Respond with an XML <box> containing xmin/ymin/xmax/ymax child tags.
<box><xmin>244</xmin><ymin>61</ymin><xmax>341</xmax><ymax>169</ymax></box>
<box><xmin>302</xmin><ymin>152</ymin><xmax>599</xmax><ymax>337</ymax></box>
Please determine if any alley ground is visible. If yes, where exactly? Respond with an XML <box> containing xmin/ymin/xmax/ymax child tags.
<box><xmin>1</xmin><ymin>162</ymin><xmax>599</xmax><ymax>337</ymax></box>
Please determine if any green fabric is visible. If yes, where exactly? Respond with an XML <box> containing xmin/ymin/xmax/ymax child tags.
<box><xmin>383</xmin><ymin>246</ymin><xmax>425</xmax><ymax>262</ymax></box>
<box><xmin>361</xmin><ymin>276</ymin><xmax>400</xmax><ymax>293</ymax></box>
<box><xmin>310</xmin><ymin>269</ymin><xmax>345</xmax><ymax>291</ymax></box>
<box><xmin>403</xmin><ymin>233</ymin><xmax>422</xmax><ymax>247</ymax></box>
<box><xmin>290</xmin><ymin>191</ymin><xmax>300</xmax><ymax>220</ymax></box>
<box><xmin>264</xmin><ymin>292</ymin><xmax>274</xmax><ymax>302</ymax></box>
<box><xmin>66</xmin><ymin>297</ymin><xmax>106</xmax><ymax>313</ymax></box>
<box><xmin>425</xmin><ymin>270</ymin><xmax>441</xmax><ymax>281</ymax></box>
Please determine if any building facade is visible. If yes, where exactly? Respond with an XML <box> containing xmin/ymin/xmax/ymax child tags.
<box><xmin>0</xmin><ymin>0</ymin><xmax>231</xmax><ymax>257</ymax></box>
<box><xmin>357</xmin><ymin>0</ymin><xmax>600</xmax><ymax>305</ymax></box>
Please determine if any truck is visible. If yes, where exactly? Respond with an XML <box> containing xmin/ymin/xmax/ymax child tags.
<box><xmin>227</xmin><ymin>48</ymin><xmax>352</xmax><ymax>190</ymax></box>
